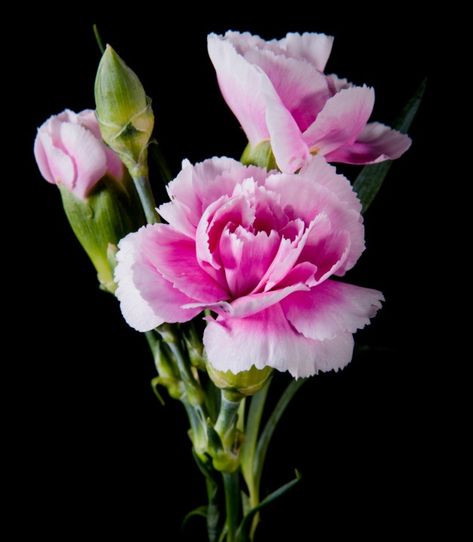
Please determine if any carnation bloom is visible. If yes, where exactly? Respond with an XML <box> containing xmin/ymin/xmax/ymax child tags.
<box><xmin>115</xmin><ymin>157</ymin><xmax>383</xmax><ymax>377</ymax></box>
<box><xmin>208</xmin><ymin>31</ymin><xmax>411</xmax><ymax>173</ymax></box>
<box><xmin>34</xmin><ymin>109</ymin><xmax>123</xmax><ymax>199</ymax></box>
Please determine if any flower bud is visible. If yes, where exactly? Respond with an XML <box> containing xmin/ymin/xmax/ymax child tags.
<box><xmin>95</xmin><ymin>45</ymin><xmax>154</xmax><ymax>176</ymax></box>
<box><xmin>207</xmin><ymin>363</ymin><xmax>272</xmax><ymax>397</ymax></box>
<box><xmin>34</xmin><ymin>109</ymin><xmax>145</xmax><ymax>291</ymax></box>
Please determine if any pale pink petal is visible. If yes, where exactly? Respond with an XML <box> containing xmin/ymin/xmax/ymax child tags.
<box><xmin>33</xmin><ymin>132</ymin><xmax>54</xmax><ymax>183</ymax></box>
<box><xmin>264</xmin><ymin>89</ymin><xmax>310</xmax><ymax>173</ymax></box>
<box><xmin>326</xmin><ymin>74</ymin><xmax>352</xmax><ymax>95</ymax></box>
<box><xmin>303</xmin><ymin>86</ymin><xmax>375</xmax><ymax>156</ymax></box>
<box><xmin>141</xmin><ymin>224</ymin><xmax>229</xmax><ymax>302</ymax></box>
<box><xmin>208</xmin><ymin>34</ymin><xmax>270</xmax><ymax>144</ymax></box>
<box><xmin>282</xmin><ymin>279</ymin><xmax>384</xmax><ymax>341</ymax></box>
<box><xmin>37</xmin><ymin>130</ymin><xmax>75</xmax><ymax>191</ymax></box>
<box><xmin>243</xmin><ymin>47</ymin><xmax>330</xmax><ymax>130</ymax></box>
<box><xmin>204</xmin><ymin>304</ymin><xmax>355</xmax><ymax>377</ymax></box>
<box><xmin>325</xmin><ymin>122</ymin><xmax>412</xmax><ymax>164</ymax></box>
<box><xmin>115</xmin><ymin>227</ymin><xmax>200</xmax><ymax>332</ymax></box>
<box><xmin>279</xmin><ymin>32</ymin><xmax>334</xmax><ymax>72</ymax></box>
<box><xmin>59</xmin><ymin>122</ymin><xmax>107</xmax><ymax>198</ymax></box>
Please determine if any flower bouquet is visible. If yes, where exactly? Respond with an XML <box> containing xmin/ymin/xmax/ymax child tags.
<box><xmin>34</xmin><ymin>28</ymin><xmax>423</xmax><ymax>541</ymax></box>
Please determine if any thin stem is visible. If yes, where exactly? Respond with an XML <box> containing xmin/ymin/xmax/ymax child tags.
<box><xmin>132</xmin><ymin>172</ymin><xmax>159</xmax><ymax>224</ymax></box>
<box><xmin>223</xmin><ymin>472</ymin><xmax>240</xmax><ymax>542</ymax></box>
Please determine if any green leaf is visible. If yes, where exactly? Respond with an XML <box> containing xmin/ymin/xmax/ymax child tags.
<box><xmin>240</xmin><ymin>379</ymin><xmax>271</xmax><ymax>497</ymax></box>
<box><xmin>182</xmin><ymin>505</ymin><xmax>208</xmax><ymax>528</ymax></box>
<box><xmin>353</xmin><ymin>78</ymin><xmax>426</xmax><ymax>213</ymax></box>
<box><xmin>254</xmin><ymin>379</ymin><xmax>306</xmax><ymax>492</ymax></box>
<box><xmin>236</xmin><ymin>471</ymin><xmax>302</xmax><ymax>542</ymax></box>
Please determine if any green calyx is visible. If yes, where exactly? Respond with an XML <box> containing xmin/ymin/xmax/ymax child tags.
<box><xmin>59</xmin><ymin>174</ymin><xmax>144</xmax><ymax>292</ymax></box>
<box><xmin>241</xmin><ymin>140</ymin><xmax>278</xmax><ymax>171</ymax></box>
<box><xmin>207</xmin><ymin>364</ymin><xmax>273</xmax><ymax>399</ymax></box>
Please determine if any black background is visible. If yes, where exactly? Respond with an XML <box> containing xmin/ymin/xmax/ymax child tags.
<box><xmin>8</xmin><ymin>6</ymin><xmax>440</xmax><ymax>540</ymax></box>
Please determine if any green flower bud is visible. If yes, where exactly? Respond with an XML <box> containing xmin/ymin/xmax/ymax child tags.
<box><xmin>207</xmin><ymin>363</ymin><xmax>272</xmax><ymax>398</ymax></box>
<box><xmin>95</xmin><ymin>45</ymin><xmax>154</xmax><ymax>176</ymax></box>
<box><xmin>60</xmin><ymin>173</ymin><xmax>144</xmax><ymax>292</ymax></box>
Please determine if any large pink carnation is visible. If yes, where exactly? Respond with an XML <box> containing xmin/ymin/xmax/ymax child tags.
<box><xmin>208</xmin><ymin>31</ymin><xmax>411</xmax><ymax>173</ymax></box>
<box><xmin>115</xmin><ymin>156</ymin><xmax>383</xmax><ymax>377</ymax></box>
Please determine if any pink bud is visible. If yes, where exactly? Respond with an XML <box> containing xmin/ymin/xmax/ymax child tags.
<box><xmin>34</xmin><ymin>109</ymin><xmax>123</xmax><ymax>199</ymax></box>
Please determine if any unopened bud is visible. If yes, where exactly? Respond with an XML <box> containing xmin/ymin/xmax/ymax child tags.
<box><xmin>95</xmin><ymin>45</ymin><xmax>154</xmax><ymax>176</ymax></box>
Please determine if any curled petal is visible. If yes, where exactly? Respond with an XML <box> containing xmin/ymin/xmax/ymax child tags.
<box><xmin>303</xmin><ymin>86</ymin><xmax>375</xmax><ymax>156</ymax></box>
<box><xmin>325</xmin><ymin>122</ymin><xmax>412</xmax><ymax>164</ymax></box>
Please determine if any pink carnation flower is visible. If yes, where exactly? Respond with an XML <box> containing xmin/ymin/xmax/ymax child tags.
<box><xmin>34</xmin><ymin>109</ymin><xmax>123</xmax><ymax>199</ymax></box>
<box><xmin>115</xmin><ymin>157</ymin><xmax>383</xmax><ymax>377</ymax></box>
<box><xmin>208</xmin><ymin>31</ymin><xmax>411</xmax><ymax>173</ymax></box>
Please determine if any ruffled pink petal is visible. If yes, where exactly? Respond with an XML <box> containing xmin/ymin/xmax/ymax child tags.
<box><xmin>325</xmin><ymin>122</ymin><xmax>412</xmax><ymax>164</ymax></box>
<box><xmin>193</xmin><ymin>158</ymin><xmax>267</xmax><ymax>210</ymax></box>
<box><xmin>59</xmin><ymin>122</ymin><xmax>107</xmax><ymax>198</ymax></box>
<box><xmin>278</xmin><ymin>32</ymin><xmax>334</xmax><ymax>72</ymax></box>
<box><xmin>254</xmin><ymin>217</ymin><xmax>311</xmax><ymax>292</ymax></box>
<box><xmin>265</xmin><ymin>165</ymin><xmax>365</xmax><ymax>272</ymax></box>
<box><xmin>115</xmin><ymin>226</ymin><xmax>201</xmax><ymax>332</ymax></box>
<box><xmin>226</xmin><ymin>282</ymin><xmax>309</xmax><ymax>319</ymax></box>
<box><xmin>303</xmin><ymin>86</ymin><xmax>375</xmax><ymax>156</ymax></box>
<box><xmin>196</xmin><ymin>194</ymin><xmax>255</xmax><ymax>272</ymax></box>
<box><xmin>299</xmin><ymin>155</ymin><xmax>362</xmax><ymax>214</ymax></box>
<box><xmin>219</xmin><ymin>226</ymin><xmax>281</xmax><ymax>297</ymax></box>
<box><xmin>204</xmin><ymin>304</ymin><xmax>355</xmax><ymax>377</ymax></box>
<box><xmin>281</xmin><ymin>279</ymin><xmax>384</xmax><ymax>341</ymax></box>
<box><xmin>160</xmin><ymin>158</ymin><xmax>266</xmax><ymax>237</ymax></box>
<box><xmin>208</xmin><ymin>34</ymin><xmax>270</xmax><ymax>144</ymax></box>
<box><xmin>141</xmin><ymin>224</ymin><xmax>229</xmax><ymax>302</ymax></box>
<box><xmin>300</xmin><ymin>225</ymin><xmax>352</xmax><ymax>282</ymax></box>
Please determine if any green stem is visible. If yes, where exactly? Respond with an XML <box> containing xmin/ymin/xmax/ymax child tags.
<box><xmin>132</xmin><ymin>171</ymin><xmax>159</xmax><ymax>224</ymax></box>
<box><xmin>223</xmin><ymin>472</ymin><xmax>240</xmax><ymax>542</ymax></box>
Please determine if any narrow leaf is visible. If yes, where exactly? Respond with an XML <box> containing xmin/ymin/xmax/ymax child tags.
<box><xmin>236</xmin><ymin>471</ymin><xmax>302</xmax><ymax>541</ymax></box>
<box><xmin>254</xmin><ymin>379</ymin><xmax>306</xmax><ymax>491</ymax></box>
<box><xmin>240</xmin><ymin>379</ymin><xmax>271</xmax><ymax>489</ymax></box>
<box><xmin>353</xmin><ymin>78</ymin><xmax>426</xmax><ymax>213</ymax></box>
